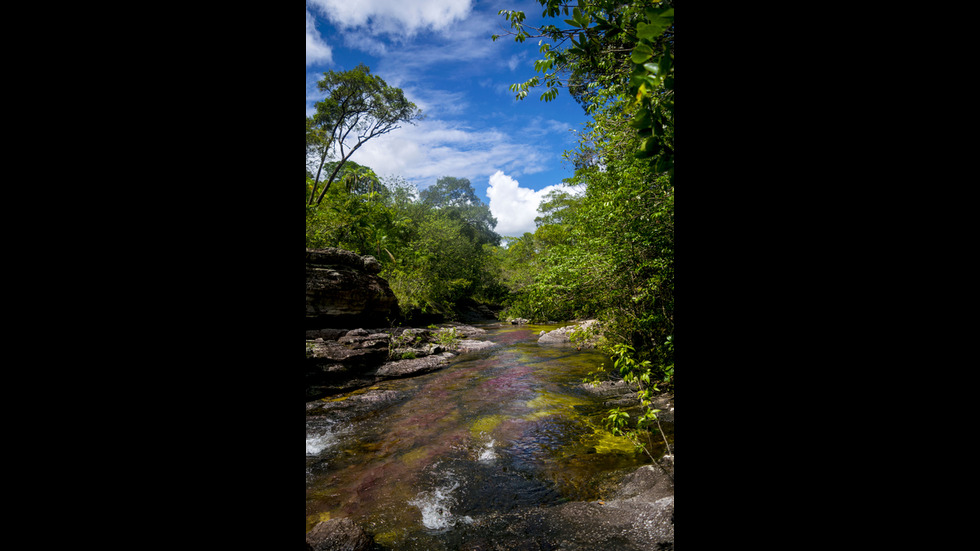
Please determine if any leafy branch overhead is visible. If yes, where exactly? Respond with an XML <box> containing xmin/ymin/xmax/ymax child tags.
<box><xmin>493</xmin><ymin>0</ymin><xmax>673</xmax><ymax>179</ymax></box>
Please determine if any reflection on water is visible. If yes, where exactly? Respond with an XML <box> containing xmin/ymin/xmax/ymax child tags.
<box><xmin>305</xmin><ymin>323</ymin><xmax>668</xmax><ymax>547</ymax></box>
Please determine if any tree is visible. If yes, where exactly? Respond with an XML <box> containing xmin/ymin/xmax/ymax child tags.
<box><xmin>419</xmin><ymin>176</ymin><xmax>481</xmax><ymax>207</ymax></box>
<box><xmin>419</xmin><ymin>177</ymin><xmax>501</xmax><ymax>247</ymax></box>
<box><xmin>494</xmin><ymin>0</ymin><xmax>673</xmax><ymax>179</ymax></box>
<box><xmin>306</xmin><ymin>65</ymin><xmax>423</xmax><ymax>207</ymax></box>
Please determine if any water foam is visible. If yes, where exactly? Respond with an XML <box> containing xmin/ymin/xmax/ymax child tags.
<box><xmin>477</xmin><ymin>438</ymin><xmax>497</xmax><ymax>462</ymax></box>
<box><xmin>408</xmin><ymin>474</ymin><xmax>474</xmax><ymax>531</ymax></box>
<box><xmin>306</xmin><ymin>420</ymin><xmax>342</xmax><ymax>456</ymax></box>
<box><xmin>306</xmin><ymin>432</ymin><xmax>336</xmax><ymax>455</ymax></box>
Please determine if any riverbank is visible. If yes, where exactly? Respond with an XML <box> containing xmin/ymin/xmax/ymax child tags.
<box><xmin>306</xmin><ymin>320</ymin><xmax>674</xmax><ymax>550</ymax></box>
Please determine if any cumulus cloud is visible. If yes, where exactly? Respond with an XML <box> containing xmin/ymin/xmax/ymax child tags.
<box><xmin>309</xmin><ymin>0</ymin><xmax>473</xmax><ymax>37</ymax></box>
<box><xmin>486</xmin><ymin>171</ymin><xmax>566</xmax><ymax>238</ymax></box>
<box><xmin>306</xmin><ymin>10</ymin><xmax>333</xmax><ymax>66</ymax></box>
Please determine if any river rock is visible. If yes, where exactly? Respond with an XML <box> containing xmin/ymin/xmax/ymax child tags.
<box><xmin>306</xmin><ymin>389</ymin><xmax>406</xmax><ymax>417</ymax></box>
<box><xmin>454</xmin><ymin>463</ymin><xmax>674</xmax><ymax>550</ymax></box>
<box><xmin>612</xmin><ymin>463</ymin><xmax>675</xmax><ymax>502</ymax></box>
<box><xmin>306</xmin><ymin>323</ymin><xmax>496</xmax><ymax>400</ymax></box>
<box><xmin>305</xmin><ymin>518</ymin><xmax>373</xmax><ymax>551</ymax></box>
<box><xmin>458</xmin><ymin>339</ymin><xmax>495</xmax><ymax>352</ymax></box>
<box><xmin>337</xmin><ymin>332</ymin><xmax>390</xmax><ymax>349</ymax></box>
<box><xmin>306</xmin><ymin>247</ymin><xmax>400</xmax><ymax>329</ymax></box>
<box><xmin>375</xmin><ymin>352</ymin><xmax>456</xmax><ymax>379</ymax></box>
<box><xmin>538</xmin><ymin>319</ymin><xmax>600</xmax><ymax>347</ymax></box>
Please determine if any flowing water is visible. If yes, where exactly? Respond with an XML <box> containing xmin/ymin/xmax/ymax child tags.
<box><xmin>305</xmin><ymin>323</ymin><xmax>672</xmax><ymax>549</ymax></box>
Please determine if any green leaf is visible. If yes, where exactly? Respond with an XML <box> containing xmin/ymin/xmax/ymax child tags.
<box><xmin>645</xmin><ymin>7</ymin><xmax>674</xmax><ymax>22</ymax></box>
<box><xmin>631</xmin><ymin>44</ymin><xmax>654</xmax><ymax>64</ymax></box>
<box><xmin>637</xmin><ymin>21</ymin><xmax>669</xmax><ymax>40</ymax></box>
<box><xmin>639</xmin><ymin>137</ymin><xmax>660</xmax><ymax>156</ymax></box>
<box><xmin>629</xmin><ymin>109</ymin><xmax>652</xmax><ymax>129</ymax></box>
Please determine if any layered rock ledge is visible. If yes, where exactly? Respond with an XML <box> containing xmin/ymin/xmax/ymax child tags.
<box><xmin>305</xmin><ymin>323</ymin><xmax>494</xmax><ymax>401</ymax></box>
<box><xmin>306</xmin><ymin>247</ymin><xmax>400</xmax><ymax>329</ymax></box>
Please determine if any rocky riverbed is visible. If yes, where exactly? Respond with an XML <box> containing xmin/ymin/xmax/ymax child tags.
<box><xmin>306</xmin><ymin>320</ymin><xmax>674</xmax><ymax>550</ymax></box>
<box><xmin>306</xmin><ymin>458</ymin><xmax>674</xmax><ymax>551</ymax></box>
<box><xmin>306</xmin><ymin>323</ymin><xmax>496</xmax><ymax>401</ymax></box>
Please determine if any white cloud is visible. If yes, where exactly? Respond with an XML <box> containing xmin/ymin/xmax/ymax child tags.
<box><xmin>306</xmin><ymin>10</ymin><xmax>333</xmax><ymax>66</ymax></box>
<box><xmin>344</xmin><ymin>120</ymin><xmax>551</xmax><ymax>188</ymax></box>
<box><xmin>486</xmin><ymin>171</ymin><xmax>565</xmax><ymax>238</ymax></box>
<box><xmin>309</xmin><ymin>0</ymin><xmax>473</xmax><ymax>37</ymax></box>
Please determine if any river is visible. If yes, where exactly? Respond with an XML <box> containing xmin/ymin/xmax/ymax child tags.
<box><xmin>305</xmin><ymin>322</ymin><xmax>673</xmax><ymax>549</ymax></box>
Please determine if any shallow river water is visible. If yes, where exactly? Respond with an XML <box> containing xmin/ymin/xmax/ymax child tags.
<box><xmin>305</xmin><ymin>323</ymin><xmax>671</xmax><ymax>549</ymax></box>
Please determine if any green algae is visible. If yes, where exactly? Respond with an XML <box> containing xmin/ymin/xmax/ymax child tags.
<box><xmin>373</xmin><ymin>529</ymin><xmax>407</xmax><ymax>547</ymax></box>
<box><xmin>589</xmin><ymin>428</ymin><xmax>639</xmax><ymax>454</ymax></box>
<box><xmin>523</xmin><ymin>390</ymin><xmax>588</xmax><ymax>421</ymax></box>
<box><xmin>470</xmin><ymin>414</ymin><xmax>508</xmax><ymax>437</ymax></box>
<box><xmin>398</xmin><ymin>447</ymin><xmax>429</xmax><ymax>466</ymax></box>
<box><xmin>578</xmin><ymin>417</ymin><xmax>640</xmax><ymax>455</ymax></box>
<box><xmin>305</xmin><ymin>511</ymin><xmax>331</xmax><ymax>532</ymax></box>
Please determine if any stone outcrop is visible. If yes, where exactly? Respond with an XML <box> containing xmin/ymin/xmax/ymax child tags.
<box><xmin>306</xmin><ymin>247</ymin><xmax>400</xmax><ymax>329</ymax></box>
<box><xmin>538</xmin><ymin>319</ymin><xmax>600</xmax><ymax>347</ymax></box>
<box><xmin>306</xmin><ymin>324</ymin><xmax>494</xmax><ymax>401</ymax></box>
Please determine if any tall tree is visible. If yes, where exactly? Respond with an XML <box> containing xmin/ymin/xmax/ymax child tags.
<box><xmin>306</xmin><ymin>64</ymin><xmax>423</xmax><ymax>206</ymax></box>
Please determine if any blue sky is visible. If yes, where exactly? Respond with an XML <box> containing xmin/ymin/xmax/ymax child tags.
<box><xmin>305</xmin><ymin>0</ymin><xmax>590</xmax><ymax>238</ymax></box>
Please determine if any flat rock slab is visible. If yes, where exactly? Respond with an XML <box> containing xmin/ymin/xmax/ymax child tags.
<box><xmin>374</xmin><ymin>352</ymin><xmax>457</xmax><ymax>379</ymax></box>
<box><xmin>538</xmin><ymin>319</ymin><xmax>600</xmax><ymax>347</ymax></box>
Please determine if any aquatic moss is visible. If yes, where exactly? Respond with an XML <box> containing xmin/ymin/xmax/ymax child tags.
<box><xmin>399</xmin><ymin>447</ymin><xmax>429</xmax><ymax>466</ymax></box>
<box><xmin>470</xmin><ymin>414</ymin><xmax>508</xmax><ymax>438</ymax></box>
<box><xmin>305</xmin><ymin>511</ymin><xmax>331</xmax><ymax>532</ymax></box>
<box><xmin>523</xmin><ymin>390</ymin><xmax>588</xmax><ymax>421</ymax></box>
<box><xmin>590</xmin><ymin>428</ymin><xmax>639</xmax><ymax>454</ymax></box>
<box><xmin>373</xmin><ymin>529</ymin><xmax>406</xmax><ymax>547</ymax></box>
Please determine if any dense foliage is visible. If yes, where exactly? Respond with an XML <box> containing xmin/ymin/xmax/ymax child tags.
<box><xmin>491</xmin><ymin>0</ymin><xmax>675</xmax><ymax>458</ymax></box>
<box><xmin>494</xmin><ymin>0</ymin><xmax>673</xmax><ymax>180</ymax></box>
<box><xmin>306</xmin><ymin>165</ymin><xmax>503</xmax><ymax>318</ymax></box>
<box><xmin>306</xmin><ymin>0</ymin><xmax>674</xmax><ymax>459</ymax></box>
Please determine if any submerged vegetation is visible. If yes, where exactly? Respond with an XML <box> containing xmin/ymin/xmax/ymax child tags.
<box><xmin>307</xmin><ymin>1</ymin><xmax>674</xmax><ymax>462</ymax></box>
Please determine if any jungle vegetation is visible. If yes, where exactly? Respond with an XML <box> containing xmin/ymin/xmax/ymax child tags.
<box><xmin>306</xmin><ymin>0</ymin><xmax>674</xmax><ymax>457</ymax></box>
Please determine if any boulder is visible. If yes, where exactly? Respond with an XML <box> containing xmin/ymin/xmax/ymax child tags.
<box><xmin>611</xmin><ymin>463</ymin><xmax>675</xmax><ymax>502</ymax></box>
<box><xmin>305</xmin><ymin>518</ymin><xmax>373</xmax><ymax>551</ymax></box>
<box><xmin>306</xmin><ymin>247</ymin><xmax>400</xmax><ymax>329</ymax></box>
<box><xmin>538</xmin><ymin>319</ymin><xmax>600</xmax><ymax>347</ymax></box>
